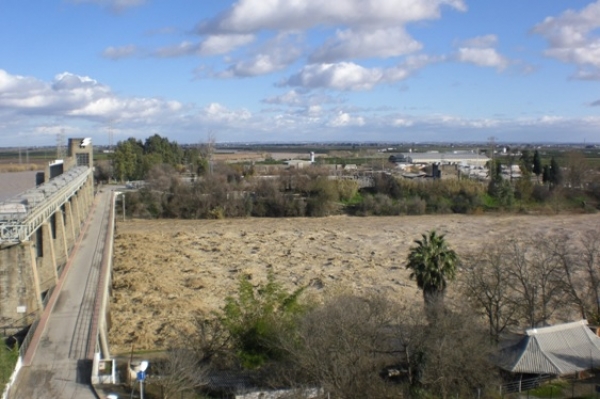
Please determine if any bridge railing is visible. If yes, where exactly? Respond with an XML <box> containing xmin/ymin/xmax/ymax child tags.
<box><xmin>18</xmin><ymin>319</ymin><xmax>40</xmax><ymax>359</ymax></box>
<box><xmin>0</xmin><ymin>167</ymin><xmax>91</xmax><ymax>243</ymax></box>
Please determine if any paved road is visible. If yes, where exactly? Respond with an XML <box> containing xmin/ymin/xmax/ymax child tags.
<box><xmin>9</xmin><ymin>189</ymin><xmax>112</xmax><ymax>399</ymax></box>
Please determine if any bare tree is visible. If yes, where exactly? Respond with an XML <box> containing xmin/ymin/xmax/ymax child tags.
<box><xmin>502</xmin><ymin>236</ymin><xmax>566</xmax><ymax>328</ymax></box>
<box><xmin>547</xmin><ymin>233</ymin><xmax>587</xmax><ymax>319</ymax></box>
<box><xmin>578</xmin><ymin>229</ymin><xmax>600</xmax><ymax>322</ymax></box>
<box><xmin>565</xmin><ymin>150</ymin><xmax>589</xmax><ymax>189</ymax></box>
<box><xmin>528</xmin><ymin>236</ymin><xmax>567</xmax><ymax>324</ymax></box>
<box><xmin>461</xmin><ymin>246</ymin><xmax>519</xmax><ymax>342</ymax></box>
<box><xmin>201</xmin><ymin>131</ymin><xmax>216</xmax><ymax>175</ymax></box>
<box><xmin>464</xmin><ymin>233</ymin><xmax>589</xmax><ymax>336</ymax></box>
<box><xmin>419</xmin><ymin>305</ymin><xmax>500</xmax><ymax>399</ymax></box>
<box><xmin>280</xmin><ymin>295</ymin><xmax>403</xmax><ymax>399</ymax></box>
<box><xmin>278</xmin><ymin>294</ymin><xmax>498</xmax><ymax>399</ymax></box>
<box><xmin>150</xmin><ymin>347</ymin><xmax>209</xmax><ymax>399</ymax></box>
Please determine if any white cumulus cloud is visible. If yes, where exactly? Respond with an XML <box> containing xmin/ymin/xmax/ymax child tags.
<box><xmin>533</xmin><ymin>0</ymin><xmax>600</xmax><ymax>79</ymax></box>
<box><xmin>455</xmin><ymin>35</ymin><xmax>508</xmax><ymax>70</ymax></box>
<box><xmin>204</xmin><ymin>102</ymin><xmax>252</xmax><ymax>122</ymax></box>
<box><xmin>283</xmin><ymin>62</ymin><xmax>384</xmax><ymax>91</ymax></box>
<box><xmin>282</xmin><ymin>55</ymin><xmax>439</xmax><ymax>91</ymax></box>
<box><xmin>0</xmin><ymin>69</ymin><xmax>182</xmax><ymax>123</ymax></box>
<box><xmin>215</xmin><ymin>34</ymin><xmax>302</xmax><ymax>78</ymax></box>
<box><xmin>197</xmin><ymin>0</ymin><xmax>466</xmax><ymax>34</ymax></box>
<box><xmin>309</xmin><ymin>27</ymin><xmax>422</xmax><ymax>62</ymax></box>
<box><xmin>328</xmin><ymin>111</ymin><xmax>365</xmax><ymax>127</ymax></box>
<box><xmin>456</xmin><ymin>48</ymin><xmax>508</xmax><ymax>69</ymax></box>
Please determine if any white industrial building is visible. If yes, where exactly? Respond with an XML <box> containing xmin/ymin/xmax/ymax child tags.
<box><xmin>390</xmin><ymin>152</ymin><xmax>489</xmax><ymax>167</ymax></box>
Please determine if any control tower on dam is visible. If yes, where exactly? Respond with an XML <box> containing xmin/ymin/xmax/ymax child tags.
<box><xmin>0</xmin><ymin>138</ymin><xmax>95</xmax><ymax>330</ymax></box>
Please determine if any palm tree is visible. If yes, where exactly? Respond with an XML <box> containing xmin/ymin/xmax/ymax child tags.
<box><xmin>406</xmin><ymin>230</ymin><xmax>458</xmax><ymax>307</ymax></box>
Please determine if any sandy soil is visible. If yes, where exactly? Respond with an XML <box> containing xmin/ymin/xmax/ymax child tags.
<box><xmin>109</xmin><ymin>214</ymin><xmax>600</xmax><ymax>354</ymax></box>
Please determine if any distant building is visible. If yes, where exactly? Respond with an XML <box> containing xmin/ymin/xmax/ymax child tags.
<box><xmin>284</xmin><ymin>159</ymin><xmax>311</xmax><ymax>169</ymax></box>
<box><xmin>389</xmin><ymin>152</ymin><xmax>489</xmax><ymax>167</ymax></box>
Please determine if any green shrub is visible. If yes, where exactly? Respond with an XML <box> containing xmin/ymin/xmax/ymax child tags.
<box><xmin>221</xmin><ymin>273</ymin><xmax>307</xmax><ymax>369</ymax></box>
<box><xmin>0</xmin><ymin>342</ymin><xmax>18</xmax><ymax>387</ymax></box>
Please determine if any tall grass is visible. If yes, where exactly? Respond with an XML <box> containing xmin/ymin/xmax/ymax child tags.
<box><xmin>0</xmin><ymin>164</ymin><xmax>42</xmax><ymax>173</ymax></box>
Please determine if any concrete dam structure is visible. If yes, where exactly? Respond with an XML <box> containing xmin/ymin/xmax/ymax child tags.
<box><xmin>0</xmin><ymin>138</ymin><xmax>94</xmax><ymax>329</ymax></box>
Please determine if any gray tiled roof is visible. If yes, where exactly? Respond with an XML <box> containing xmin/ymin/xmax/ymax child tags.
<box><xmin>499</xmin><ymin>320</ymin><xmax>600</xmax><ymax>375</ymax></box>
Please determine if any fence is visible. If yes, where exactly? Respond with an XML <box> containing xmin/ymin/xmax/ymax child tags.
<box><xmin>501</xmin><ymin>373</ymin><xmax>600</xmax><ymax>399</ymax></box>
<box><xmin>500</xmin><ymin>374</ymin><xmax>554</xmax><ymax>395</ymax></box>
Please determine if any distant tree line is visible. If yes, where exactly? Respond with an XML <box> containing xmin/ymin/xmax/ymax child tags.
<box><xmin>97</xmin><ymin>135</ymin><xmax>600</xmax><ymax>219</ymax></box>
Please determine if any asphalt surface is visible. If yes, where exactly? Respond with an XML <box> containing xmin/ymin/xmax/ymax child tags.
<box><xmin>9</xmin><ymin>188</ymin><xmax>112</xmax><ymax>399</ymax></box>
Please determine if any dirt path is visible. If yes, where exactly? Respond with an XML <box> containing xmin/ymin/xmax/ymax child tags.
<box><xmin>109</xmin><ymin>213</ymin><xmax>600</xmax><ymax>354</ymax></box>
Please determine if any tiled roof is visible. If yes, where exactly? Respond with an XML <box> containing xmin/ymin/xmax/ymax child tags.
<box><xmin>499</xmin><ymin>320</ymin><xmax>600</xmax><ymax>375</ymax></box>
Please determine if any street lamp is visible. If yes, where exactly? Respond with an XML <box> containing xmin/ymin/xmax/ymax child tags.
<box><xmin>138</xmin><ymin>361</ymin><xmax>149</xmax><ymax>399</ymax></box>
<box><xmin>130</xmin><ymin>360</ymin><xmax>149</xmax><ymax>399</ymax></box>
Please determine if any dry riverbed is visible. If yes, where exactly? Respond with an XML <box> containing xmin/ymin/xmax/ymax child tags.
<box><xmin>109</xmin><ymin>213</ymin><xmax>599</xmax><ymax>354</ymax></box>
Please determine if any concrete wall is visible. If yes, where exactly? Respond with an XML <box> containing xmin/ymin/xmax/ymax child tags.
<box><xmin>0</xmin><ymin>243</ymin><xmax>43</xmax><ymax>325</ymax></box>
<box><xmin>0</xmin><ymin>139</ymin><xmax>95</xmax><ymax>328</ymax></box>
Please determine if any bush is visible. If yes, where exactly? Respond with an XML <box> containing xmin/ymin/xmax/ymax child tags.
<box><xmin>221</xmin><ymin>273</ymin><xmax>308</xmax><ymax>369</ymax></box>
<box><xmin>0</xmin><ymin>342</ymin><xmax>18</xmax><ymax>387</ymax></box>
<box><xmin>405</xmin><ymin>196</ymin><xmax>427</xmax><ymax>215</ymax></box>
<box><xmin>532</xmin><ymin>184</ymin><xmax>552</xmax><ymax>202</ymax></box>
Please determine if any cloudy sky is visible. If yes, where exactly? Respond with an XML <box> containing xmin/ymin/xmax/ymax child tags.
<box><xmin>1</xmin><ymin>0</ymin><xmax>600</xmax><ymax>146</ymax></box>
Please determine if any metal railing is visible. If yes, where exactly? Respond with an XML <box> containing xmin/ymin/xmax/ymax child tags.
<box><xmin>0</xmin><ymin>167</ymin><xmax>91</xmax><ymax>243</ymax></box>
<box><xmin>18</xmin><ymin>318</ymin><xmax>39</xmax><ymax>358</ymax></box>
<box><xmin>500</xmin><ymin>374</ymin><xmax>553</xmax><ymax>395</ymax></box>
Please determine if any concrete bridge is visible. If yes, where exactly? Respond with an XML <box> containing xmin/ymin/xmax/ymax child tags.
<box><xmin>0</xmin><ymin>139</ymin><xmax>94</xmax><ymax>329</ymax></box>
<box><xmin>0</xmin><ymin>139</ymin><xmax>122</xmax><ymax>398</ymax></box>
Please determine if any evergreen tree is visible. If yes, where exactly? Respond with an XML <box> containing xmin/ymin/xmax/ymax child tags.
<box><xmin>533</xmin><ymin>150</ymin><xmax>542</xmax><ymax>181</ymax></box>
<box><xmin>542</xmin><ymin>164</ymin><xmax>551</xmax><ymax>185</ymax></box>
<box><xmin>112</xmin><ymin>137</ymin><xmax>144</xmax><ymax>181</ymax></box>
<box><xmin>112</xmin><ymin>134</ymin><xmax>184</xmax><ymax>181</ymax></box>
<box><xmin>520</xmin><ymin>150</ymin><xmax>533</xmax><ymax>174</ymax></box>
<box><xmin>550</xmin><ymin>157</ymin><xmax>562</xmax><ymax>187</ymax></box>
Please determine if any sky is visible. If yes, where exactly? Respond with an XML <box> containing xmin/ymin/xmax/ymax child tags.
<box><xmin>1</xmin><ymin>0</ymin><xmax>600</xmax><ymax>146</ymax></box>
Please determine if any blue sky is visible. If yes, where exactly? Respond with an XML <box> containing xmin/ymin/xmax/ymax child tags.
<box><xmin>1</xmin><ymin>0</ymin><xmax>599</xmax><ymax>146</ymax></box>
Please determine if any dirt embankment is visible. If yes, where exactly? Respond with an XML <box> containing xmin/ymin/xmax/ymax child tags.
<box><xmin>109</xmin><ymin>214</ymin><xmax>600</xmax><ymax>354</ymax></box>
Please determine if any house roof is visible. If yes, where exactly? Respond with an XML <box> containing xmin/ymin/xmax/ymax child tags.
<box><xmin>498</xmin><ymin>320</ymin><xmax>600</xmax><ymax>375</ymax></box>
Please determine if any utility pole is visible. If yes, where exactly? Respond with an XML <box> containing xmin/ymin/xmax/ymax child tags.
<box><xmin>206</xmin><ymin>131</ymin><xmax>215</xmax><ymax>175</ymax></box>
<box><xmin>57</xmin><ymin>129</ymin><xmax>66</xmax><ymax>159</ymax></box>
<box><xmin>108</xmin><ymin>124</ymin><xmax>114</xmax><ymax>152</ymax></box>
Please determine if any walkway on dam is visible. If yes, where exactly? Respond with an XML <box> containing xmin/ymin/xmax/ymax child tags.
<box><xmin>8</xmin><ymin>188</ymin><xmax>112</xmax><ymax>399</ymax></box>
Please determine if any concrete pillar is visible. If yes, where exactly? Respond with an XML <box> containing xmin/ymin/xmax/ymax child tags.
<box><xmin>1</xmin><ymin>243</ymin><xmax>45</xmax><ymax>321</ymax></box>
<box><xmin>72</xmin><ymin>194</ymin><xmax>82</xmax><ymax>237</ymax></box>
<box><xmin>54</xmin><ymin>209</ymin><xmax>69</xmax><ymax>273</ymax></box>
<box><xmin>27</xmin><ymin>243</ymin><xmax>44</xmax><ymax>315</ymax></box>
<box><xmin>39</xmin><ymin>223</ymin><xmax>58</xmax><ymax>291</ymax></box>
<box><xmin>80</xmin><ymin>182</ymin><xmax>89</xmax><ymax>212</ymax></box>
<box><xmin>64</xmin><ymin>201</ymin><xmax>76</xmax><ymax>251</ymax></box>
<box><xmin>89</xmin><ymin>176</ymin><xmax>95</xmax><ymax>201</ymax></box>
<box><xmin>87</xmin><ymin>177</ymin><xmax>94</xmax><ymax>205</ymax></box>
